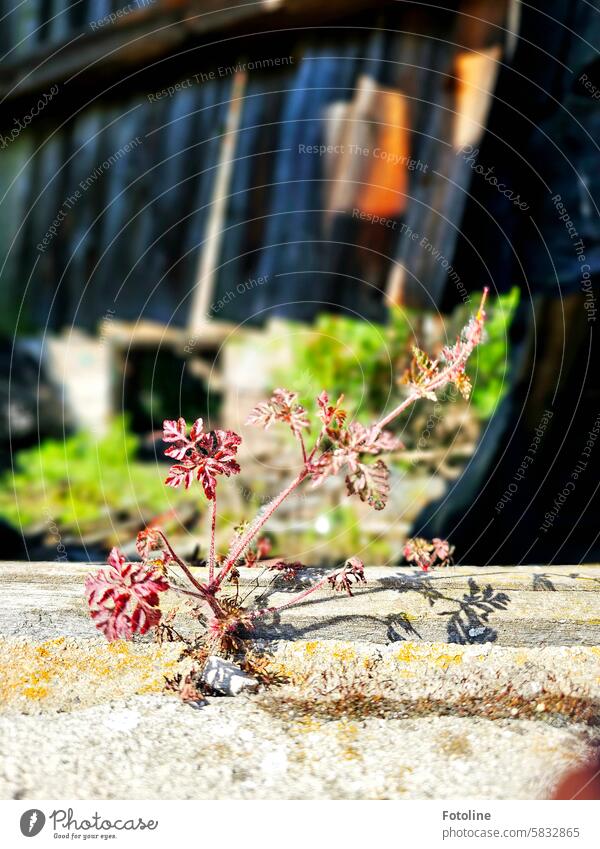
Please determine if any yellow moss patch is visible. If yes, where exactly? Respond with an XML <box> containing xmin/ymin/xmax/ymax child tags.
<box><xmin>432</xmin><ymin>653</ymin><xmax>463</xmax><ymax>670</ymax></box>
<box><xmin>395</xmin><ymin>644</ymin><xmax>419</xmax><ymax>663</ymax></box>
<box><xmin>291</xmin><ymin>716</ymin><xmax>324</xmax><ymax>735</ymax></box>
<box><xmin>22</xmin><ymin>685</ymin><xmax>49</xmax><ymax>701</ymax></box>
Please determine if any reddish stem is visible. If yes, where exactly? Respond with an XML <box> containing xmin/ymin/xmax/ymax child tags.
<box><xmin>373</xmin><ymin>391</ymin><xmax>420</xmax><ymax>433</ymax></box>
<box><xmin>251</xmin><ymin>572</ymin><xmax>335</xmax><ymax>619</ymax></box>
<box><xmin>213</xmin><ymin>467</ymin><xmax>308</xmax><ymax>589</ymax></box>
<box><xmin>156</xmin><ymin>530</ymin><xmax>224</xmax><ymax>617</ymax></box>
<box><xmin>208</xmin><ymin>496</ymin><xmax>217</xmax><ymax>583</ymax></box>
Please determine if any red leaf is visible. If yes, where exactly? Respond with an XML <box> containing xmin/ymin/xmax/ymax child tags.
<box><xmin>327</xmin><ymin>557</ymin><xmax>366</xmax><ymax>596</ymax></box>
<box><xmin>345</xmin><ymin>460</ymin><xmax>391</xmax><ymax>511</ymax></box>
<box><xmin>163</xmin><ymin>418</ymin><xmax>188</xmax><ymax>442</ymax></box>
<box><xmin>246</xmin><ymin>388</ymin><xmax>310</xmax><ymax>438</ymax></box>
<box><xmin>309</xmin><ymin>422</ymin><xmax>400</xmax><ymax>506</ymax></box>
<box><xmin>317</xmin><ymin>391</ymin><xmax>346</xmax><ymax>430</ymax></box>
<box><xmin>162</xmin><ymin>421</ymin><xmax>242</xmax><ymax>499</ymax></box>
<box><xmin>189</xmin><ymin>417</ymin><xmax>204</xmax><ymax>441</ymax></box>
<box><xmin>165</xmin><ymin>463</ymin><xmax>196</xmax><ymax>489</ymax></box>
<box><xmin>85</xmin><ymin>549</ymin><xmax>169</xmax><ymax>641</ymax></box>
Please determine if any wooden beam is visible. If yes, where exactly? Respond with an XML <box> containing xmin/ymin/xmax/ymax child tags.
<box><xmin>0</xmin><ymin>0</ymin><xmax>393</xmax><ymax>106</ymax></box>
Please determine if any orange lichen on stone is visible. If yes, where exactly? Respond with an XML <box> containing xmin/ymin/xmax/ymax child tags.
<box><xmin>394</xmin><ymin>643</ymin><xmax>464</xmax><ymax>669</ymax></box>
<box><xmin>0</xmin><ymin>637</ymin><xmax>184</xmax><ymax>714</ymax></box>
<box><xmin>332</xmin><ymin>647</ymin><xmax>357</xmax><ymax>662</ymax></box>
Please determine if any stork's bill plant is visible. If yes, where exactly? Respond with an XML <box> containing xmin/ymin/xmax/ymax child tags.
<box><xmin>85</xmin><ymin>291</ymin><xmax>488</xmax><ymax>650</ymax></box>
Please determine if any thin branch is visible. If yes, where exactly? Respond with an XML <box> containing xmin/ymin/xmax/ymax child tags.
<box><xmin>307</xmin><ymin>422</ymin><xmax>328</xmax><ymax>463</ymax></box>
<box><xmin>213</xmin><ymin>467</ymin><xmax>308</xmax><ymax>589</ymax></box>
<box><xmin>298</xmin><ymin>432</ymin><xmax>307</xmax><ymax>464</ymax></box>
<box><xmin>373</xmin><ymin>391</ymin><xmax>420</xmax><ymax>433</ymax></box>
<box><xmin>251</xmin><ymin>572</ymin><xmax>335</xmax><ymax>618</ymax></box>
<box><xmin>168</xmin><ymin>585</ymin><xmax>206</xmax><ymax>601</ymax></box>
<box><xmin>208</xmin><ymin>496</ymin><xmax>217</xmax><ymax>583</ymax></box>
<box><xmin>157</xmin><ymin>530</ymin><xmax>207</xmax><ymax>596</ymax></box>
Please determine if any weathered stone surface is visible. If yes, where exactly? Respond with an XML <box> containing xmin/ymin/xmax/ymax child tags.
<box><xmin>0</xmin><ymin>694</ymin><xmax>595</xmax><ymax>800</ymax></box>
<box><xmin>268</xmin><ymin>640</ymin><xmax>600</xmax><ymax>708</ymax></box>
<box><xmin>0</xmin><ymin>637</ymin><xmax>186</xmax><ymax>715</ymax></box>
<box><xmin>1</xmin><ymin>563</ymin><xmax>599</xmax><ymax>800</ymax></box>
<box><xmin>1</xmin><ymin>636</ymin><xmax>598</xmax><ymax>720</ymax></box>
<box><xmin>1</xmin><ymin>562</ymin><xmax>599</xmax><ymax>645</ymax></box>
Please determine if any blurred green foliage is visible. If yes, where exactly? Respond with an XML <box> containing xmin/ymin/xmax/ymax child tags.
<box><xmin>278</xmin><ymin>289</ymin><xmax>520</xmax><ymax>423</ymax></box>
<box><xmin>0</xmin><ymin>291</ymin><xmax>519</xmax><ymax>552</ymax></box>
<box><xmin>286</xmin><ymin>504</ymin><xmax>395</xmax><ymax>566</ymax></box>
<box><xmin>0</xmin><ymin>418</ymin><xmax>186</xmax><ymax>533</ymax></box>
<box><xmin>457</xmin><ymin>287</ymin><xmax>520</xmax><ymax>419</ymax></box>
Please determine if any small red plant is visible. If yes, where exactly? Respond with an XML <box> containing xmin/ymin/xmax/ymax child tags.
<box><xmin>240</xmin><ymin>533</ymin><xmax>272</xmax><ymax>568</ymax></box>
<box><xmin>86</xmin><ymin>291</ymin><xmax>488</xmax><ymax>645</ymax></box>
<box><xmin>403</xmin><ymin>537</ymin><xmax>455</xmax><ymax>572</ymax></box>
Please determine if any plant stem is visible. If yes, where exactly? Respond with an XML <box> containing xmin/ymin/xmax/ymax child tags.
<box><xmin>251</xmin><ymin>572</ymin><xmax>334</xmax><ymax>619</ymax></box>
<box><xmin>208</xmin><ymin>496</ymin><xmax>217</xmax><ymax>583</ymax></box>
<box><xmin>213</xmin><ymin>467</ymin><xmax>308</xmax><ymax>589</ymax></box>
<box><xmin>169</xmin><ymin>586</ymin><xmax>206</xmax><ymax>601</ymax></box>
<box><xmin>373</xmin><ymin>391</ymin><xmax>420</xmax><ymax>433</ymax></box>
<box><xmin>300</xmin><ymin>437</ymin><xmax>307</xmax><ymax>463</ymax></box>
<box><xmin>157</xmin><ymin>530</ymin><xmax>207</xmax><ymax>596</ymax></box>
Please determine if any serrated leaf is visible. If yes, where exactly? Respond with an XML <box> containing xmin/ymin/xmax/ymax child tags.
<box><xmin>162</xmin><ymin>418</ymin><xmax>187</xmax><ymax>442</ymax></box>
<box><xmin>455</xmin><ymin>372</ymin><xmax>472</xmax><ymax>399</ymax></box>
<box><xmin>345</xmin><ymin>459</ymin><xmax>390</xmax><ymax>510</ymax></box>
<box><xmin>246</xmin><ymin>388</ymin><xmax>310</xmax><ymax>438</ymax></box>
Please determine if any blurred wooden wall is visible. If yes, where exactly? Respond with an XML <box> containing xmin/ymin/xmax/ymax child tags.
<box><xmin>0</xmin><ymin>1</ymin><xmax>514</xmax><ymax>335</ymax></box>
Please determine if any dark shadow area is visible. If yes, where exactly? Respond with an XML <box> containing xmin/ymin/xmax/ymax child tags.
<box><xmin>247</xmin><ymin>569</ymin><xmax>511</xmax><ymax>645</ymax></box>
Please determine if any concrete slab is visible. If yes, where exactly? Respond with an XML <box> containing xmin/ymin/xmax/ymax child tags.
<box><xmin>1</xmin><ymin>562</ymin><xmax>599</xmax><ymax>645</ymax></box>
<box><xmin>1</xmin><ymin>563</ymin><xmax>599</xmax><ymax>799</ymax></box>
<box><xmin>0</xmin><ymin>694</ymin><xmax>595</xmax><ymax>800</ymax></box>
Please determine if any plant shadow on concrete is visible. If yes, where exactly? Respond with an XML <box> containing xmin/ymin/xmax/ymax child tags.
<box><xmin>389</xmin><ymin>574</ymin><xmax>511</xmax><ymax>645</ymax></box>
<box><xmin>247</xmin><ymin>570</ymin><xmax>512</xmax><ymax>646</ymax></box>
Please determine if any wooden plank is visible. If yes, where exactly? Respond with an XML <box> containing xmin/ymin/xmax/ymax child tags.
<box><xmin>102</xmin><ymin>318</ymin><xmax>233</xmax><ymax>347</ymax></box>
<box><xmin>188</xmin><ymin>69</ymin><xmax>246</xmax><ymax>332</ymax></box>
<box><xmin>0</xmin><ymin>0</ymin><xmax>393</xmax><ymax>106</ymax></box>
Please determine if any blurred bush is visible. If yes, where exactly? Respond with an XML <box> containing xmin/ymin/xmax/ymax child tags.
<box><xmin>277</xmin><ymin>289</ymin><xmax>520</xmax><ymax>426</ymax></box>
<box><xmin>0</xmin><ymin>417</ymin><xmax>189</xmax><ymax>536</ymax></box>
